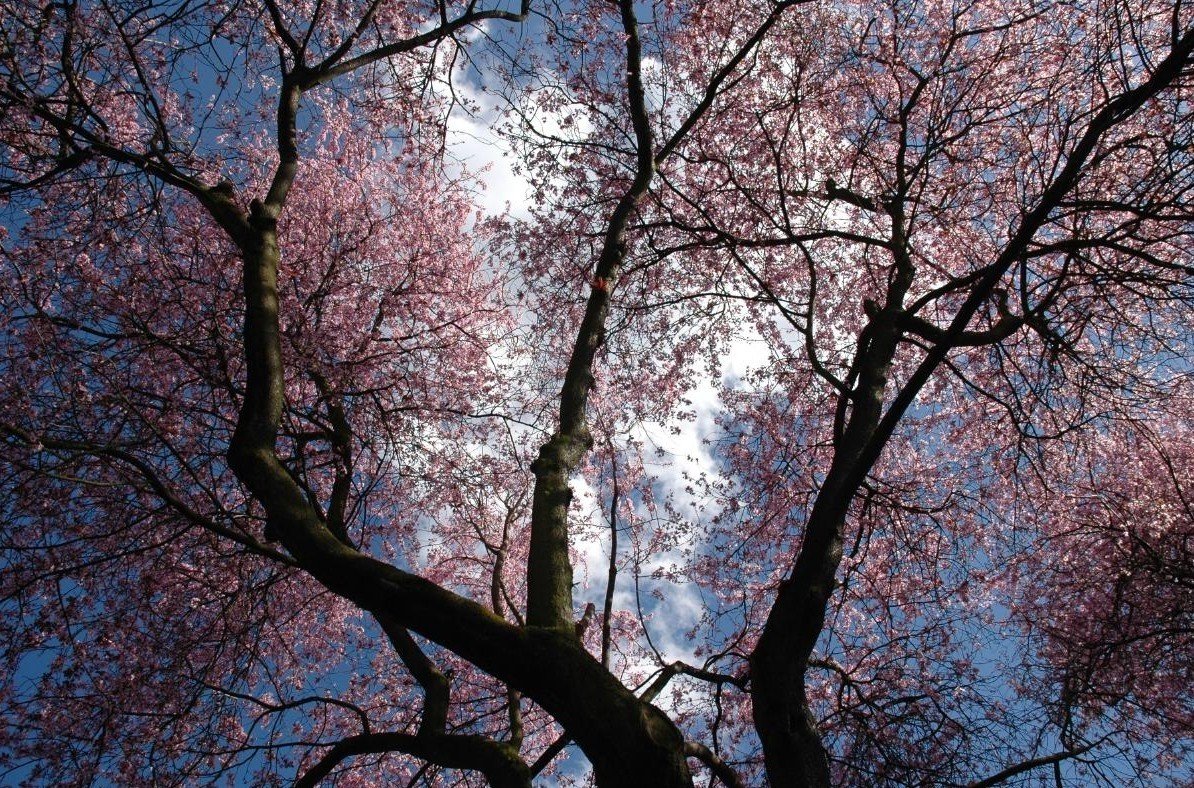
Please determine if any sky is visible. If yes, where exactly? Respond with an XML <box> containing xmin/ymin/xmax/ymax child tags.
<box><xmin>3</xmin><ymin>3</ymin><xmax>1190</xmax><ymax>784</ymax></box>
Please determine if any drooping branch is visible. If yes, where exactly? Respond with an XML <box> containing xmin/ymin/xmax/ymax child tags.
<box><xmin>294</xmin><ymin>730</ymin><xmax>530</xmax><ymax>788</ymax></box>
<box><xmin>375</xmin><ymin>613</ymin><xmax>451</xmax><ymax>735</ymax></box>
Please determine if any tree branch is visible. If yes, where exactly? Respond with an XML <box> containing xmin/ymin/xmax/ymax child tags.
<box><xmin>684</xmin><ymin>741</ymin><xmax>744</xmax><ymax>788</ymax></box>
<box><xmin>294</xmin><ymin>731</ymin><xmax>529</xmax><ymax>788</ymax></box>
<box><xmin>968</xmin><ymin>743</ymin><xmax>1096</xmax><ymax>788</ymax></box>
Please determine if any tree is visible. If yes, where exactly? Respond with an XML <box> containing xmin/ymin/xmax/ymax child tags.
<box><xmin>0</xmin><ymin>0</ymin><xmax>1190</xmax><ymax>784</ymax></box>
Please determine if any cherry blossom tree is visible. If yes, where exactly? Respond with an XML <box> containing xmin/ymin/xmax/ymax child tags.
<box><xmin>1</xmin><ymin>0</ymin><xmax>1191</xmax><ymax>785</ymax></box>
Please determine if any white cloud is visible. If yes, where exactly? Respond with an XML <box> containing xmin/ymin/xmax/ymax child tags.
<box><xmin>445</xmin><ymin>92</ymin><xmax>534</xmax><ymax>219</ymax></box>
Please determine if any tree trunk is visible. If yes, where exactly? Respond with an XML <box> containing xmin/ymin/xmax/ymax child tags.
<box><xmin>518</xmin><ymin>628</ymin><xmax>694</xmax><ymax>787</ymax></box>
